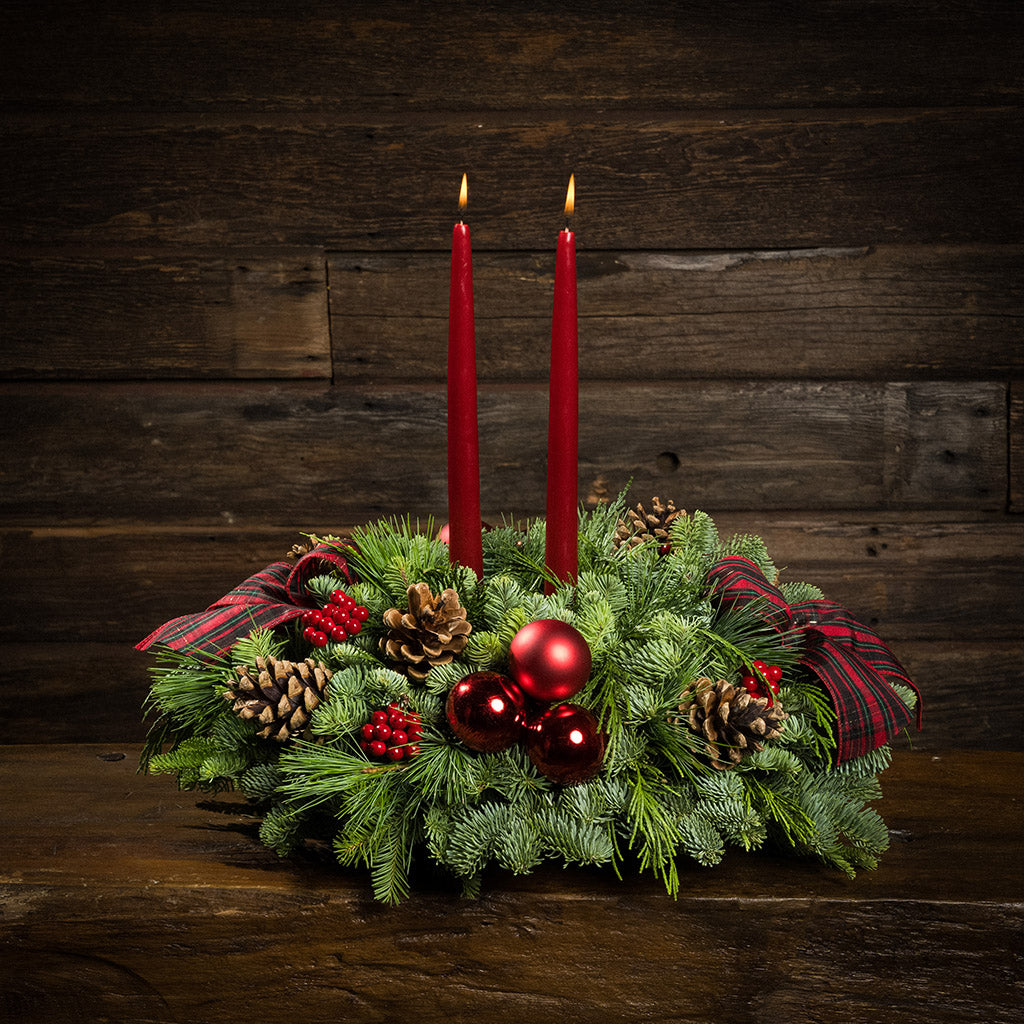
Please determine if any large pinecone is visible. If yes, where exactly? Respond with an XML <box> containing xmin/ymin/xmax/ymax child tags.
<box><xmin>614</xmin><ymin>496</ymin><xmax>686</xmax><ymax>549</ymax></box>
<box><xmin>676</xmin><ymin>676</ymin><xmax>787</xmax><ymax>769</ymax></box>
<box><xmin>381</xmin><ymin>582</ymin><xmax>471</xmax><ymax>680</ymax></box>
<box><xmin>224</xmin><ymin>655</ymin><xmax>332</xmax><ymax>742</ymax></box>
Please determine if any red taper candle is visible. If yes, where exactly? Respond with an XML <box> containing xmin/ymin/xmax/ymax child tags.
<box><xmin>545</xmin><ymin>175</ymin><xmax>578</xmax><ymax>590</ymax></box>
<box><xmin>447</xmin><ymin>173</ymin><xmax>483</xmax><ymax>577</ymax></box>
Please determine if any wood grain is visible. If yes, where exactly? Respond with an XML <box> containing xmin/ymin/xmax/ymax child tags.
<box><xmin>0</xmin><ymin>250</ymin><xmax>330</xmax><ymax>380</ymax></box>
<box><xmin>0</xmin><ymin>381</ymin><xmax>1006</xmax><ymax>524</ymax></box>
<box><xmin>1011</xmin><ymin>380</ymin><xmax>1023</xmax><ymax>512</ymax></box>
<box><xmin>330</xmin><ymin>245</ymin><xmax>1024</xmax><ymax>381</ymax></box>
<box><xmin>3</xmin><ymin>110</ymin><xmax>1021</xmax><ymax>249</ymax></box>
<box><xmin>3</xmin><ymin>2</ymin><xmax>1021</xmax><ymax>111</ymax></box>
<box><xmin>1</xmin><ymin>747</ymin><xmax>1021</xmax><ymax>1023</ymax></box>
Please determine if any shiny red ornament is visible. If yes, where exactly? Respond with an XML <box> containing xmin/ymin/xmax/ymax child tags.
<box><xmin>508</xmin><ymin>619</ymin><xmax>592</xmax><ymax>702</ymax></box>
<box><xmin>446</xmin><ymin>671</ymin><xmax>527</xmax><ymax>753</ymax></box>
<box><xmin>526</xmin><ymin>703</ymin><xmax>605</xmax><ymax>785</ymax></box>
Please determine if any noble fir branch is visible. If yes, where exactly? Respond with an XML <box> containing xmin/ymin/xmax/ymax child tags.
<box><xmin>741</xmin><ymin>772</ymin><xmax>819</xmax><ymax>850</ymax></box>
<box><xmin>668</xmin><ymin>509</ymin><xmax>719</xmax><ymax>557</ymax></box>
<box><xmin>779</xmin><ymin>580</ymin><xmax>825</xmax><ymax>604</ymax></box>
<box><xmin>239</xmin><ymin>762</ymin><xmax>284</xmax><ymax>801</ymax></box>
<box><xmin>536</xmin><ymin>807</ymin><xmax>616</xmax><ymax>867</ymax></box>
<box><xmin>716</xmin><ymin>531</ymin><xmax>777</xmax><ymax>581</ymax></box>
<box><xmin>780</xmin><ymin>676</ymin><xmax>838</xmax><ymax>763</ymax></box>
<box><xmin>230</xmin><ymin>628</ymin><xmax>287</xmax><ymax>667</ymax></box>
<box><xmin>148</xmin><ymin>736</ymin><xmax>228</xmax><ymax>791</ymax></box>
<box><xmin>259</xmin><ymin>802</ymin><xmax>307</xmax><ymax>856</ymax></box>
<box><xmin>441</xmin><ymin>801</ymin><xmax>547</xmax><ymax>878</ymax></box>
<box><xmin>473</xmin><ymin>745</ymin><xmax>551</xmax><ymax>804</ymax></box>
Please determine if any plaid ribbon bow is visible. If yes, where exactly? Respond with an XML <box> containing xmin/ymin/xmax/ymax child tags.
<box><xmin>135</xmin><ymin>544</ymin><xmax>354</xmax><ymax>658</ymax></box>
<box><xmin>707</xmin><ymin>555</ymin><xmax>922</xmax><ymax>764</ymax></box>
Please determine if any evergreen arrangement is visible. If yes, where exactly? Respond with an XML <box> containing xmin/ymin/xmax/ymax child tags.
<box><xmin>138</xmin><ymin>496</ymin><xmax>919</xmax><ymax>904</ymax></box>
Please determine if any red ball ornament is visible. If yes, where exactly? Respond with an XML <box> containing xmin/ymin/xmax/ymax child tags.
<box><xmin>526</xmin><ymin>704</ymin><xmax>605</xmax><ymax>785</ymax></box>
<box><xmin>446</xmin><ymin>672</ymin><xmax>527</xmax><ymax>753</ymax></box>
<box><xmin>508</xmin><ymin>620</ymin><xmax>592</xmax><ymax>703</ymax></box>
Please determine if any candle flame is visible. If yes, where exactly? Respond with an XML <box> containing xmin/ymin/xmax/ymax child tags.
<box><xmin>459</xmin><ymin>173</ymin><xmax>468</xmax><ymax>211</ymax></box>
<box><xmin>564</xmin><ymin>174</ymin><xmax>575</xmax><ymax>217</ymax></box>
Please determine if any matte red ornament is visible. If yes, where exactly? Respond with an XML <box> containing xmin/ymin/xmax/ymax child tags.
<box><xmin>526</xmin><ymin>703</ymin><xmax>605</xmax><ymax>785</ymax></box>
<box><xmin>446</xmin><ymin>671</ymin><xmax>527</xmax><ymax>753</ymax></box>
<box><xmin>508</xmin><ymin>619</ymin><xmax>592</xmax><ymax>702</ymax></box>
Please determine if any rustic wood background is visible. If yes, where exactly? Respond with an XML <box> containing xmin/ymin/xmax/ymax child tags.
<box><xmin>1</xmin><ymin>1</ymin><xmax>1022</xmax><ymax>750</ymax></box>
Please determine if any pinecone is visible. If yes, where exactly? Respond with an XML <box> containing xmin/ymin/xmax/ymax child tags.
<box><xmin>224</xmin><ymin>655</ymin><xmax>332</xmax><ymax>742</ymax></box>
<box><xmin>675</xmin><ymin>676</ymin><xmax>787</xmax><ymax>769</ymax></box>
<box><xmin>381</xmin><ymin>582</ymin><xmax>471</xmax><ymax>680</ymax></box>
<box><xmin>614</xmin><ymin>496</ymin><xmax>686</xmax><ymax>549</ymax></box>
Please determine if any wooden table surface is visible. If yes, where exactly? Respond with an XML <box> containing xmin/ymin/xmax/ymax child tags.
<box><xmin>1</xmin><ymin>746</ymin><xmax>1022</xmax><ymax>1024</ymax></box>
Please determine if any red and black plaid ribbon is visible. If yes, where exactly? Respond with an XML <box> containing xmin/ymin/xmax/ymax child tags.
<box><xmin>707</xmin><ymin>555</ymin><xmax>922</xmax><ymax>764</ymax></box>
<box><xmin>135</xmin><ymin>544</ymin><xmax>354</xmax><ymax>658</ymax></box>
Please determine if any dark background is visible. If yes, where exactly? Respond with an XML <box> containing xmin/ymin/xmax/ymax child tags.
<box><xmin>1</xmin><ymin>1</ymin><xmax>1021</xmax><ymax>749</ymax></box>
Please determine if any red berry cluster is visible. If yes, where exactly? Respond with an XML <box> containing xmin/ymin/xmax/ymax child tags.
<box><xmin>359</xmin><ymin>702</ymin><xmax>423</xmax><ymax>761</ymax></box>
<box><xmin>301</xmin><ymin>589</ymin><xmax>370</xmax><ymax>649</ymax></box>
<box><xmin>740</xmin><ymin>659</ymin><xmax>783</xmax><ymax>705</ymax></box>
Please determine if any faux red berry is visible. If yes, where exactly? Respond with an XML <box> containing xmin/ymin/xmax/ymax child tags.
<box><xmin>406</xmin><ymin>744</ymin><xmax>420</xmax><ymax>758</ymax></box>
<box><xmin>330</xmin><ymin>589</ymin><xmax>348</xmax><ymax>606</ymax></box>
<box><xmin>352</xmin><ymin>605</ymin><xmax>369</xmax><ymax>622</ymax></box>
<box><xmin>361</xmin><ymin>723</ymin><xmax>375</xmax><ymax>741</ymax></box>
<box><xmin>767</xmin><ymin>664</ymin><xmax>783</xmax><ymax>684</ymax></box>
<box><xmin>310</xmin><ymin>630</ymin><xmax>329</xmax><ymax>648</ymax></box>
<box><xmin>752</xmin><ymin>660</ymin><xmax>768</xmax><ymax>678</ymax></box>
<box><xmin>740</xmin><ymin>674</ymin><xmax>761</xmax><ymax>694</ymax></box>
<box><xmin>345</xmin><ymin>619</ymin><xmax>362</xmax><ymax>635</ymax></box>
<box><xmin>386</xmin><ymin>746</ymin><xmax>405</xmax><ymax>761</ymax></box>
<box><xmin>329</xmin><ymin>625</ymin><xmax>349</xmax><ymax>643</ymax></box>
<box><xmin>369</xmin><ymin>740</ymin><xmax>387</xmax><ymax>757</ymax></box>
<box><xmin>374</xmin><ymin>723</ymin><xmax>392</xmax><ymax>741</ymax></box>
<box><xmin>371</xmin><ymin>710</ymin><xmax>388</xmax><ymax>725</ymax></box>
<box><xmin>658</xmin><ymin>543</ymin><xmax>672</xmax><ymax>556</ymax></box>
<box><xmin>390</xmin><ymin>729</ymin><xmax>408</xmax><ymax>747</ymax></box>
<box><xmin>302</xmin><ymin>625</ymin><xmax>317</xmax><ymax>642</ymax></box>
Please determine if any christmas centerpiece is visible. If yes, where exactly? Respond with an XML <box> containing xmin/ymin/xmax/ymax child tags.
<box><xmin>138</xmin><ymin>498</ymin><xmax>921</xmax><ymax>903</ymax></box>
<box><xmin>136</xmin><ymin>179</ymin><xmax>920</xmax><ymax>903</ymax></box>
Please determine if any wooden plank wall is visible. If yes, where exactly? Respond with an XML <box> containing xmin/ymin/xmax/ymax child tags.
<box><xmin>1</xmin><ymin>2</ymin><xmax>1021</xmax><ymax>748</ymax></box>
